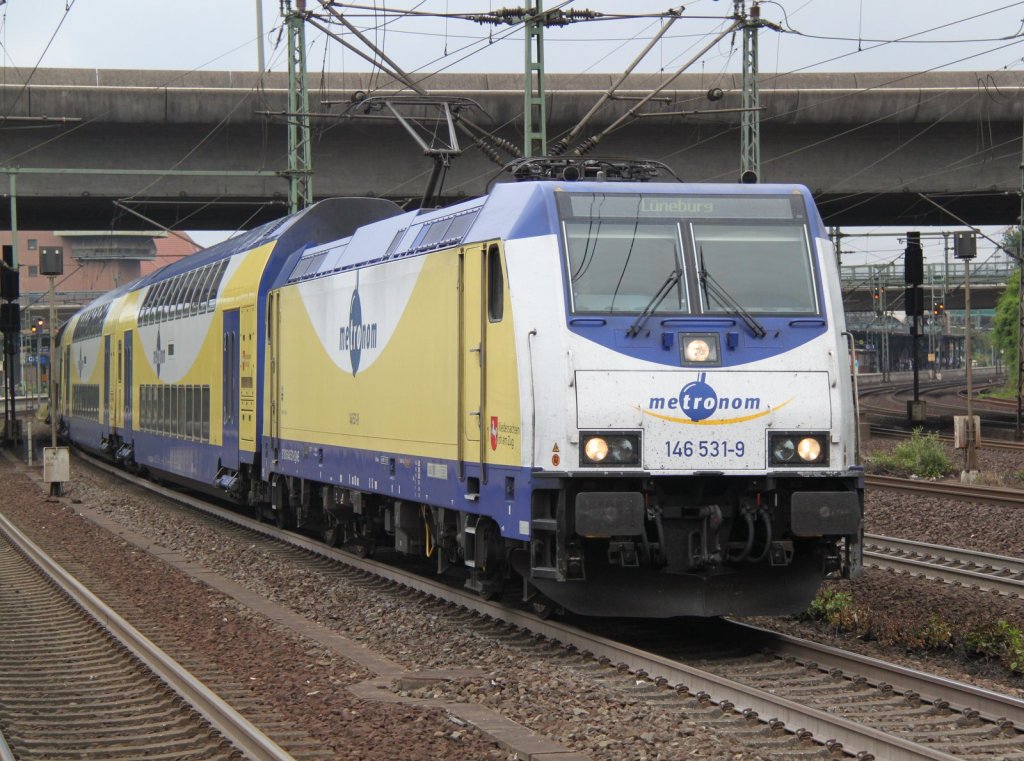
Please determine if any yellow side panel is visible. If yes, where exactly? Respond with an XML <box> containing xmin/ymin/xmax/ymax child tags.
<box><xmin>276</xmin><ymin>254</ymin><xmax>459</xmax><ymax>460</ymax></box>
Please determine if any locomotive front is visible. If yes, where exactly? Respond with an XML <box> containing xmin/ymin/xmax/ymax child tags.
<box><xmin>520</xmin><ymin>184</ymin><xmax>862</xmax><ymax>617</ymax></box>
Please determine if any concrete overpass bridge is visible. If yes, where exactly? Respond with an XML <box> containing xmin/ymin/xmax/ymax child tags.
<box><xmin>1</xmin><ymin>68</ymin><xmax>1023</xmax><ymax>231</ymax></box>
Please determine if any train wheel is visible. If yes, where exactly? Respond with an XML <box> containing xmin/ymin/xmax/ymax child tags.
<box><xmin>474</xmin><ymin>519</ymin><xmax>506</xmax><ymax>601</ymax></box>
<box><xmin>271</xmin><ymin>477</ymin><xmax>294</xmax><ymax>530</ymax></box>
<box><xmin>322</xmin><ymin>519</ymin><xmax>341</xmax><ymax>547</ymax></box>
<box><xmin>530</xmin><ymin>596</ymin><xmax>557</xmax><ymax>619</ymax></box>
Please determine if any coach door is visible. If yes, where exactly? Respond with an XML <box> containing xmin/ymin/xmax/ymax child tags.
<box><xmin>103</xmin><ymin>334</ymin><xmax>111</xmax><ymax>428</ymax></box>
<box><xmin>222</xmin><ymin>309</ymin><xmax>240</xmax><ymax>469</ymax></box>
<box><xmin>123</xmin><ymin>330</ymin><xmax>133</xmax><ymax>434</ymax></box>
<box><xmin>63</xmin><ymin>346</ymin><xmax>70</xmax><ymax>417</ymax></box>
<box><xmin>459</xmin><ymin>245</ymin><xmax>486</xmax><ymax>486</ymax></box>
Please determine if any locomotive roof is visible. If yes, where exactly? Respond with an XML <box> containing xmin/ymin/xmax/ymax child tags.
<box><xmin>271</xmin><ymin>181</ymin><xmax>822</xmax><ymax>289</ymax></box>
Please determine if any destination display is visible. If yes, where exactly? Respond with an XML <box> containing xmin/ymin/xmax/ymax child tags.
<box><xmin>563</xmin><ymin>193</ymin><xmax>801</xmax><ymax>221</ymax></box>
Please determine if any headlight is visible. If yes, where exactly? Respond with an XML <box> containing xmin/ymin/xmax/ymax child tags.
<box><xmin>797</xmin><ymin>437</ymin><xmax>821</xmax><ymax>462</ymax></box>
<box><xmin>584</xmin><ymin>437</ymin><xmax>609</xmax><ymax>462</ymax></box>
<box><xmin>769</xmin><ymin>433</ymin><xmax>827</xmax><ymax>466</ymax></box>
<box><xmin>581</xmin><ymin>432</ymin><xmax>641</xmax><ymax>467</ymax></box>
<box><xmin>680</xmin><ymin>333</ymin><xmax>720</xmax><ymax>366</ymax></box>
<box><xmin>684</xmin><ymin>338</ymin><xmax>711</xmax><ymax>362</ymax></box>
<box><xmin>771</xmin><ymin>437</ymin><xmax>796</xmax><ymax>463</ymax></box>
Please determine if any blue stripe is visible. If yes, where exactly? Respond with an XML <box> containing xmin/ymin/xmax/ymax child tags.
<box><xmin>567</xmin><ymin>315</ymin><xmax>828</xmax><ymax>367</ymax></box>
<box><xmin>264</xmin><ymin>437</ymin><xmax>534</xmax><ymax>541</ymax></box>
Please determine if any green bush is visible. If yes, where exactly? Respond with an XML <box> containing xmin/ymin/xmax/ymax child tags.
<box><xmin>964</xmin><ymin>620</ymin><xmax>1024</xmax><ymax>674</ymax></box>
<box><xmin>869</xmin><ymin>428</ymin><xmax>954</xmax><ymax>479</ymax></box>
<box><xmin>919</xmin><ymin>615</ymin><xmax>953</xmax><ymax>649</ymax></box>
<box><xmin>803</xmin><ymin>587</ymin><xmax>860</xmax><ymax>631</ymax></box>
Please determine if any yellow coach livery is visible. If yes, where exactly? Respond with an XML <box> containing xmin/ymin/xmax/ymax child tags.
<box><xmin>58</xmin><ymin>176</ymin><xmax>863</xmax><ymax>618</ymax></box>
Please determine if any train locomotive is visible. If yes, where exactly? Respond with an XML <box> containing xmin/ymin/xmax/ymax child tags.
<box><xmin>57</xmin><ymin>176</ymin><xmax>863</xmax><ymax>618</ymax></box>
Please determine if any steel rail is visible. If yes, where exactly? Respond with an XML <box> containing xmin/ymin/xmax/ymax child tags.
<box><xmin>865</xmin><ymin>473</ymin><xmax>1024</xmax><ymax>507</ymax></box>
<box><xmin>0</xmin><ymin>730</ymin><xmax>13</xmax><ymax>761</ymax></box>
<box><xmin>865</xmin><ymin>533</ymin><xmax>1024</xmax><ymax>598</ymax></box>
<box><xmin>74</xmin><ymin>451</ymin><xmax>986</xmax><ymax>761</ymax></box>
<box><xmin>731</xmin><ymin>620</ymin><xmax>1024</xmax><ymax>729</ymax></box>
<box><xmin>0</xmin><ymin>513</ymin><xmax>293</xmax><ymax>761</ymax></box>
<box><xmin>869</xmin><ymin>426</ymin><xmax>1024</xmax><ymax>451</ymax></box>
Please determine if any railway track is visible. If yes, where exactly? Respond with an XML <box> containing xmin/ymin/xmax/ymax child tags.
<box><xmin>858</xmin><ymin>374</ymin><xmax>1017</xmax><ymax>435</ymax></box>
<box><xmin>65</xmin><ymin>449</ymin><xmax>1024</xmax><ymax>761</ymax></box>
<box><xmin>865</xmin><ymin>534</ymin><xmax>1024</xmax><ymax>598</ymax></box>
<box><xmin>865</xmin><ymin>473</ymin><xmax>1024</xmax><ymax>507</ymax></box>
<box><xmin>0</xmin><ymin>513</ymin><xmax>291</xmax><ymax>761</ymax></box>
<box><xmin>869</xmin><ymin>426</ymin><xmax>1024</xmax><ymax>452</ymax></box>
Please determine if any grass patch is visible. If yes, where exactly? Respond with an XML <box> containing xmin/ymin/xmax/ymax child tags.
<box><xmin>868</xmin><ymin>428</ymin><xmax>954</xmax><ymax>479</ymax></box>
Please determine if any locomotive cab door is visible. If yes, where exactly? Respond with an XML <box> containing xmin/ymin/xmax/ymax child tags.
<box><xmin>459</xmin><ymin>245</ymin><xmax>484</xmax><ymax>485</ymax></box>
<box><xmin>222</xmin><ymin>309</ymin><xmax>240</xmax><ymax>469</ymax></box>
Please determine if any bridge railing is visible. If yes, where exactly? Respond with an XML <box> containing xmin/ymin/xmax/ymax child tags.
<box><xmin>841</xmin><ymin>261</ymin><xmax>1015</xmax><ymax>288</ymax></box>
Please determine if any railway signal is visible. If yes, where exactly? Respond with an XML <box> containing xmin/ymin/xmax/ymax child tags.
<box><xmin>1</xmin><ymin>244</ymin><xmax>18</xmax><ymax>447</ymax></box>
<box><xmin>905</xmin><ymin>231</ymin><xmax>925</xmax><ymax>423</ymax></box>
<box><xmin>954</xmin><ymin>231</ymin><xmax>979</xmax><ymax>478</ymax></box>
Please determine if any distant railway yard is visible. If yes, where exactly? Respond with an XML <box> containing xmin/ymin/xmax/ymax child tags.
<box><xmin>3</xmin><ymin>391</ymin><xmax>1024</xmax><ymax>760</ymax></box>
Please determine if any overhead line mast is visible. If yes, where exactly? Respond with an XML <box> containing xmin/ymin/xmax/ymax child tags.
<box><xmin>738</xmin><ymin>0</ymin><xmax>760</xmax><ymax>183</ymax></box>
<box><xmin>735</xmin><ymin>0</ymin><xmax>779</xmax><ymax>183</ymax></box>
<box><xmin>524</xmin><ymin>1</ymin><xmax>547</xmax><ymax>157</ymax></box>
<box><xmin>284</xmin><ymin>0</ymin><xmax>314</xmax><ymax>213</ymax></box>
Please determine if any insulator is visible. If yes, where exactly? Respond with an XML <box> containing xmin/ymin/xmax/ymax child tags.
<box><xmin>488</xmin><ymin>135</ymin><xmax>522</xmax><ymax>158</ymax></box>
<box><xmin>547</xmin><ymin>138</ymin><xmax>569</xmax><ymax>156</ymax></box>
<box><xmin>472</xmin><ymin>136</ymin><xmax>504</xmax><ymax>166</ymax></box>
<box><xmin>572</xmin><ymin>135</ymin><xmax>602</xmax><ymax>156</ymax></box>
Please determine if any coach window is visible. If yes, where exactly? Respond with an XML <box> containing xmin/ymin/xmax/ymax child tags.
<box><xmin>196</xmin><ymin>265</ymin><xmax>216</xmax><ymax>313</ymax></box>
<box><xmin>180</xmin><ymin>269</ymin><xmax>200</xmax><ymax>317</ymax></box>
<box><xmin>487</xmin><ymin>244</ymin><xmax>504</xmax><ymax>322</ymax></box>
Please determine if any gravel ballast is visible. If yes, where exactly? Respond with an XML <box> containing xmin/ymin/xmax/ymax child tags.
<box><xmin>0</xmin><ymin>453</ymin><xmax>758</xmax><ymax>760</ymax></box>
<box><xmin>1</xmin><ymin>431</ymin><xmax>1022</xmax><ymax>759</ymax></box>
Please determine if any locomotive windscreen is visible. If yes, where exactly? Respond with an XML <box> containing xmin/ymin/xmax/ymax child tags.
<box><xmin>564</xmin><ymin>221</ymin><xmax>689</xmax><ymax>314</ymax></box>
<box><xmin>559</xmin><ymin>192</ymin><xmax>818</xmax><ymax>316</ymax></box>
<box><xmin>692</xmin><ymin>223</ymin><xmax>818</xmax><ymax>315</ymax></box>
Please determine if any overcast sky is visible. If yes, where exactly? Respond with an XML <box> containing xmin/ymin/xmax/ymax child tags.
<box><xmin>5</xmin><ymin>1</ymin><xmax>1024</xmax><ymax>265</ymax></box>
<box><xmin>8</xmin><ymin>1</ymin><xmax>1024</xmax><ymax>75</ymax></box>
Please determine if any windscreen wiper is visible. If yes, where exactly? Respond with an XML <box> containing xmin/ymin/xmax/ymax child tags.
<box><xmin>699</xmin><ymin>248</ymin><xmax>767</xmax><ymax>338</ymax></box>
<box><xmin>625</xmin><ymin>268</ymin><xmax>684</xmax><ymax>338</ymax></box>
